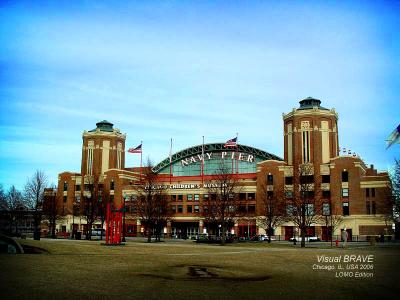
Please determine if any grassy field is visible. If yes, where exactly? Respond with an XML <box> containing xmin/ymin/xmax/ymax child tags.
<box><xmin>0</xmin><ymin>239</ymin><xmax>399</xmax><ymax>300</ymax></box>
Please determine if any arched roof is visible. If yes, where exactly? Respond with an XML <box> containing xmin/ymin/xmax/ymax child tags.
<box><xmin>152</xmin><ymin>143</ymin><xmax>282</xmax><ymax>173</ymax></box>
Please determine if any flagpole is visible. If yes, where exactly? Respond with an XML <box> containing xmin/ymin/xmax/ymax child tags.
<box><xmin>201</xmin><ymin>136</ymin><xmax>205</xmax><ymax>185</ymax></box>
<box><xmin>140</xmin><ymin>140</ymin><xmax>143</xmax><ymax>182</ymax></box>
<box><xmin>169</xmin><ymin>138</ymin><xmax>172</xmax><ymax>184</ymax></box>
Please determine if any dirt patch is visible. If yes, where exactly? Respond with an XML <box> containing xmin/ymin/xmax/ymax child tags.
<box><xmin>138</xmin><ymin>264</ymin><xmax>270</xmax><ymax>282</ymax></box>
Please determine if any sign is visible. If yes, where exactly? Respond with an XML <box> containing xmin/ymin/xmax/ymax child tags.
<box><xmin>181</xmin><ymin>152</ymin><xmax>254</xmax><ymax>167</ymax></box>
<box><xmin>145</xmin><ymin>183</ymin><xmax>228</xmax><ymax>190</ymax></box>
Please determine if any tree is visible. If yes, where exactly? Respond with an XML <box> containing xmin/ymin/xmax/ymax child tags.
<box><xmin>82</xmin><ymin>174</ymin><xmax>101</xmax><ymax>240</ymax></box>
<box><xmin>132</xmin><ymin>160</ymin><xmax>171</xmax><ymax>243</ymax></box>
<box><xmin>6</xmin><ymin>185</ymin><xmax>24</xmax><ymax>235</ymax></box>
<box><xmin>319</xmin><ymin>200</ymin><xmax>343</xmax><ymax>246</ymax></box>
<box><xmin>0</xmin><ymin>184</ymin><xmax>6</xmax><ymax>211</ymax></box>
<box><xmin>258</xmin><ymin>183</ymin><xmax>287</xmax><ymax>243</ymax></box>
<box><xmin>390</xmin><ymin>159</ymin><xmax>400</xmax><ymax>239</ymax></box>
<box><xmin>286</xmin><ymin>163</ymin><xmax>323</xmax><ymax>248</ymax></box>
<box><xmin>202</xmin><ymin>161</ymin><xmax>242</xmax><ymax>245</ymax></box>
<box><xmin>24</xmin><ymin>170</ymin><xmax>47</xmax><ymax>240</ymax></box>
<box><xmin>42</xmin><ymin>186</ymin><xmax>61</xmax><ymax>239</ymax></box>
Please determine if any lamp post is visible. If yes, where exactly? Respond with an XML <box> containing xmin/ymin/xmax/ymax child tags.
<box><xmin>122</xmin><ymin>195</ymin><xmax>126</xmax><ymax>242</ymax></box>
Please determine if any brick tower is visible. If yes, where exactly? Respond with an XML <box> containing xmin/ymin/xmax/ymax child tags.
<box><xmin>283</xmin><ymin>97</ymin><xmax>339</xmax><ymax>167</ymax></box>
<box><xmin>81</xmin><ymin>120</ymin><xmax>126</xmax><ymax>177</ymax></box>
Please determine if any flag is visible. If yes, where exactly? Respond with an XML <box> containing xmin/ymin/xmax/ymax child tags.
<box><xmin>128</xmin><ymin>144</ymin><xmax>142</xmax><ymax>153</ymax></box>
<box><xmin>386</xmin><ymin>124</ymin><xmax>400</xmax><ymax>149</ymax></box>
<box><xmin>224</xmin><ymin>137</ymin><xmax>237</xmax><ymax>148</ymax></box>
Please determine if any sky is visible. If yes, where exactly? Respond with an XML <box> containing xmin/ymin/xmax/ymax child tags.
<box><xmin>0</xmin><ymin>0</ymin><xmax>399</xmax><ymax>191</ymax></box>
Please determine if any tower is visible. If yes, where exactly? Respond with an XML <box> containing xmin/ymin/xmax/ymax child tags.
<box><xmin>283</xmin><ymin>97</ymin><xmax>339</xmax><ymax>166</ymax></box>
<box><xmin>81</xmin><ymin>120</ymin><xmax>126</xmax><ymax>177</ymax></box>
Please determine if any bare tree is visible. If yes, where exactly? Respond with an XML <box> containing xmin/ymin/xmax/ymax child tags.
<box><xmin>6</xmin><ymin>185</ymin><xmax>24</xmax><ymax>235</ymax></box>
<box><xmin>258</xmin><ymin>183</ymin><xmax>287</xmax><ymax>243</ymax></box>
<box><xmin>82</xmin><ymin>174</ymin><xmax>101</xmax><ymax>240</ymax></box>
<box><xmin>42</xmin><ymin>186</ymin><xmax>62</xmax><ymax>239</ymax></box>
<box><xmin>202</xmin><ymin>161</ymin><xmax>242</xmax><ymax>245</ymax></box>
<box><xmin>0</xmin><ymin>184</ymin><xmax>6</xmax><ymax>210</ymax></box>
<box><xmin>24</xmin><ymin>170</ymin><xmax>47</xmax><ymax>240</ymax></box>
<box><xmin>286</xmin><ymin>163</ymin><xmax>322</xmax><ymax>248</ymax></box>
<box><xmin>391</xmin><ymin>159</ymin><xmax>400</xmax><ymax>239</ymax></box>
<box><xmin>318</xmin><ymin>200</ymin><xmax>343</xmax><ymax>246</ymax></box>
<box><xmin>132</xmin><ymin>160</ymin><xmax>171</xmax><ymax>243</ymax></box>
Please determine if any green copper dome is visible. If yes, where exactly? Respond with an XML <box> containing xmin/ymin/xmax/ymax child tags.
<box><xmin>89</xmin><ymin>120</ymin><xmax>114</xmax><ymax>132</ymax></box>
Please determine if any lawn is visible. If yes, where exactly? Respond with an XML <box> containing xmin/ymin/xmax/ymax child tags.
<box><xmin>0</xmin><ymin>239</ymin><xmax>399</xmax><ymax>300</ymax></box>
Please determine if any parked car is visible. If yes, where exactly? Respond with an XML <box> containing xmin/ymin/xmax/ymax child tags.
<box><xmin>290</xmin><ymin>236</ymin><xmax>320</xmax><ymax>242</ymax></box>
<box><xmin>263</xmin><ymin>236</ymin><xmax>277</xmax><ymax>242</ymax></box>
<box><xmin>90</xmin><ymin>229</ymin><xmax>106</xmax><ymax>239</ymax></box>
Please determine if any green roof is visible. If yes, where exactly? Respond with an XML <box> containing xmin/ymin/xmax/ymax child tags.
<box><xmin>89</xmin><ymin>120</ymin><xmax>114</xmax><ymax>132</ymax></box>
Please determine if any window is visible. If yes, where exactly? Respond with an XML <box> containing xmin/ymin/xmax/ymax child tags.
<box><xmin>187</xmin><ymin>194</ymin><xmax>193</xmax><ymax>201</ymax></box>
<box><xmin>342</xmin><ymin>202</ymin><xmax>349</xmax><ymax>216</ymax></box>
<box><xmin>194</xmin><ymin>205</ymin><xmax>199</xmax><ymax>213</ymax></box>
<box><xmin>342</xmin><ymin>188</ymin><xmax>349</xmax><ymax>197</ymax></box>
<box><xmin>187</xmin><ymin>205</ymin><xmax>192</xmax><ymax>213</ymax></box>
<box><xmin>203</xmin><ymin>205</ymin><xmax>209</xmax><ymax>213</ymax></box>
<box><xmin>267</xmin><ymin>191</ymin><xmax>273</xmax><ymax>199</ymax></box>
<box><xmin>194</xmin><ymin>194</ymin><xmax>200</xmax><ymax>201</ymax></box>
<box><xmin>239</xmin><ymin>193</ymin><xmax>246</xmax><ymax>200</ymax></box>
<box><xmin>301</xmin><ymin>191</ymin><xmax>314</xmax><ymax>198</ymax></box>
<box><xmin>322</xmin><ymin>175</ymin><xmax>330</xmax><ymax>183</ymax></box>
<box><xmin>322</xmin><ymin>203</ymin><xmax>330</xmax><ymax>215</ymax></box>
<box><xmin>285</xmin><ymin>176</ymin><xmax>293</xmax><ymax>185</ymax></box>
<box><xmin>366</xmin><ymin>201</ymin><xmax>370</xmax><ymax>214</ymax></box>
<box><xmin>301</xmin><ymin>121</ymin><xmax>311</xmax><ymax>163</ymax></box>
<box><xmin>285</xmin><ymin>191</ymin><xmax>293</xmax><ymax>199</ymax></box>
<box><xmin>300</xmin><ymin>175</ymin><xmax>314</xmax><ymax>184</ymax></box>
<box><xmin>322</xmin><ymin>190</ymin><xmax>331</xmax><ymax>198</ymax></box>
<box><xmin>267</xmin><ymin>174</ymin><xmax>273</xmax><ymax>184</ymax></box>
<box><xmin>177</xmin><ymin>205</ymin><xmax>183</xmax><ymax>213</ymax></box>
<box><xmin>63</xmin><ymin>196</ymin><xmax>67</xmax><ymax>203</ymax></box>
<box><xmin>239</xmin><ymin>205</ymin><xmax>246</xmax><ymax>212</ymax></box>
<box><xmin>75</xmin><ymin>185</ymin><xmax>81</xmax><ymax>192</ymax></box>
<box><xmin>171</xmin><ymin>195</ymin><xmax>177</xmax><ymax>201</ymax></box>
<box><xmin>178</xmin><ymin>195</ymin><xmax>183</xmax><ymax>201</ymax></box>
<box><xmin>171</xmin><ymin>205</ymin><xmax>176</xmax><ymax>213</ymax></box>
<box><xmin>75</xmin><ymin>196</ymin><xmax>80</xmax><ymax>203</ymax></box>
<box><xmin>247</xmin><ymin>193</ymin><xmax>255</xmax><ymax>200</ymax></box>
<box><xmin>342</xmin><ymin>171</ymin><xmax>348</xmax><ymax>182</ymax></box>
<box><xmin>371</xmin><ymin>201</ymin><xmax>376</xmax><ymax>214</ymax></box>
<box><xmin>63</xmin><ymin>181</ymin><xmax>68</xmax><ymax>191</ymax></box>
<box><xmin>366</xmin><ymin>188</ymin><xmax>370</xmax><ymax>197</ymax></box>
<box><xmin>203</xmin><ymin>194</ymin><xmax>209</xmax><ymax>201</ymax></box>
<box><xmin>371</xmin><ymin>188</ymin><xmax>375</xmax><ymax>197</ymax></box>
<box><xmin>306</xmin><ymin>204</ymin><xmax>314</xmax><ymax>215</ymax></box>
<box><xmin>110</xmin><ymin>180</ymin><xmax>114</xmax><ymax>191</ymax></box>
<box><xmin>248</xmin><ymin>205</ymin><xmax>256</xmax><ymax>213</ymax></box>
<box><xmin>286</xmin><ymin>205</ymin><xmax>294</xmax><ymax>216</ymax></box>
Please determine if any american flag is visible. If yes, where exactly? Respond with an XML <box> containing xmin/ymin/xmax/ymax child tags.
<box><xmin>224</xmin><ymin>137</ymin><xmax>237</xmax><ymax>148</ymax></box>
<box><xmin>128</xmin><ymin>144</ymin><xmax>142</xmax><ymax>153</ymax></box>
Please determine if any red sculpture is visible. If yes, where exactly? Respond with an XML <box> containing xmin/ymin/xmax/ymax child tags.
<box><xmin>105</xmin><ymin>203</ymin><xmax>123</xmax><ymax>245</ymax></box>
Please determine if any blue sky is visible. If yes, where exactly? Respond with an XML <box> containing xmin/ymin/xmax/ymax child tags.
<box><xmin>0</xmin><ymin>0</ymin><xmax>399</xmax><ymax>190</ymax></box>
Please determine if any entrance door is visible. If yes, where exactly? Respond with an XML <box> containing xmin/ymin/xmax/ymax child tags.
<box><xmin>322</xmin><ymin>226</ymin><xmax>332</xmax><ymax>241</ymax></box>
<box><xmin>285</xmin><ymin>226</ymin><xmax>294</xmax><ymax>240</ymax></box>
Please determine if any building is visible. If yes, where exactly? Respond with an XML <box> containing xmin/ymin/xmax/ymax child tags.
<box><xmin>51</xmin><ymin>97</ymin><xmax>393</xmax><ymax>240</ymax></box>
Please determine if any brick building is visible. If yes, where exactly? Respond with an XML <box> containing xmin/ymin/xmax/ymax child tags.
<box><xmin>50</xmin><ymin>98</ymin><xmax>393</xmax><ymax>240</ymax></box>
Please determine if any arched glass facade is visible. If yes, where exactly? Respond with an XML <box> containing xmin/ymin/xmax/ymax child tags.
<box><xmin>153</xmin><ymin>143</ymin><xmax>282</xmax><ymax>176</ymax></box>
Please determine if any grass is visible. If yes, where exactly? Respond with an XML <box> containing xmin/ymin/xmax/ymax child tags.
<box><xmin>0</xmin><ymin>238</ymin><xmax>399</xmax><ymax>300</ymax></box>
